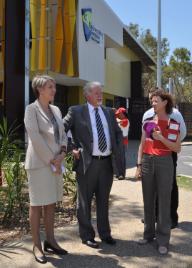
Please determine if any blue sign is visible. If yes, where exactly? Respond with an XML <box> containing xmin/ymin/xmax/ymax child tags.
<box><xmin>82</xmin><ymin>8</ymin><xmax>92</xmax><ymax>41</ymax></box>
<box><xmin>82</xmin><ymin>8</ymin><xmax>103</xmax><ymax>44</ymax></box>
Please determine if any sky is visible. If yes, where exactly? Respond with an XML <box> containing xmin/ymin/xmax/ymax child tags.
<box><xmin>104</xmin><ymin>0</ymin><xmax>192</xmax><ymax>59</ymax></box>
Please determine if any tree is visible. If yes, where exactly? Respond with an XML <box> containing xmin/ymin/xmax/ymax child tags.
<box><xmin>128</xmin><ymin>23</ymin><xmax>140</xmax><ymax>39</ymax></box>
<box><xmin>128</xmin><ymin>23</ymin><xmax>192</xmax><ymax>102</ymax></box>
<box><xmin>167</xmin><ymin>48</ymin><xmax>192</xmax><ymax>102</ymax></box>
<box><xmin>128</xmin><ymin>24</ymin><xmax>170</xmax><ymax>94</ymax></box>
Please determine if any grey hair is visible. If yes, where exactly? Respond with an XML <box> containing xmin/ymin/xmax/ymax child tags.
<box><xmin>32</xmin><ymin>75</ymin><xmax>56</xmax><ymax>98</ymax></box>
<box><xmin>83</xmin><ymin>81</ymin><xmax>102</xmax><ymax>96</ymax></box>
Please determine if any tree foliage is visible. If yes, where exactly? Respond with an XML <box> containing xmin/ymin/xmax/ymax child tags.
<box><xmin>128</xmin><ymin>23</ymin><xmax>192</xmax><ymax>102</ymax></box>
<box><xmin>168</xmin><ymin>48</ymin><xmax>192</xmax><ymax>102</ymax></box>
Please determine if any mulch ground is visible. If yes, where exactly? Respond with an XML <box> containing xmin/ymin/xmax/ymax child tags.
<box><xmin>0</xmin><ymin>196</ymin><xmax>77</xmax><ymax>245</ymax></box>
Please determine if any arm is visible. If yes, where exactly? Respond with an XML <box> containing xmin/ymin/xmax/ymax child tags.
<box><xmin>24</xmin><ymin>105</ymin><xmax>54</xmax><ymax>165</ymax></box>
<box><xmin>57</xmin><ymin>106</ymin><xmax>68</xmax><ymax>148</ymax></box>
<box><xmin>63</xmin><ymin>107</ymin><xmax>74</xmax><ymax>133</ymax></box>
<box><xmin>172</xmin><ymin>109</ymin><xmax>186</xmax><ymax>141</ymax></box>
<box><xmin>110</xmin><ymin>109</ymin><xmax>123</xmax><ymax>144</ymax></box>
<box><xmin>63</xmin><ymin>107</ymin><xmax>81</xmax><ymax>159</ymax></box>
<box><xmin>142</xmin><ymin>108</ymin><xmax>154</xmax><ymax>123</ymax></box>
<box><xmin>152</xmin><ymin>130</ymin><xmax>181</xmax><ymax>153</ymax></box>
<box><xmin>137</xmin><ymin>131</ymin><xmax>146</xmax><ymax>165</ymax></box>
<box><xmin>51</xmin><ymin>107</ymin><xmax>68</xmax><ymax>173</ymax></box>
<box><xmin>135</xmin><ymin>131</ymin><xmax>146</xmax><ymax>179</ymax></box>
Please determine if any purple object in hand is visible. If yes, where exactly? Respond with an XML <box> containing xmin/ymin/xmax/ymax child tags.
<box><xmin>143</xmin><ymin>121</ymin><xmax>158</xmax><ymax>138</ymax></box>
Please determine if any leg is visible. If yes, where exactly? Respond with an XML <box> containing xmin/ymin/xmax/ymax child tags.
<box><xmin>96</xmin><ymin>158</ymin><xmax>113</xmax><ymax>239</ymax></box>
<box><xmin>171</xmin><ymin>152</ymin><xmax>178</xmax><ymax>225</ymax></box>
<box><xmin>124</xmin><ymin>143</ymin><xmax>128</xmax><ymax>170</ymax></box>
<box><xmin>29</xmin><ymin>205</ymin><xmax>43</xmax><ymax>251</ymax></box>
<box><xmin>44</xmin><ymin>203</ymin><xmax>56</xmax><ymax>245</ymax></box>
<box><xmin>76</xmin><ymin>161</ymin><xmax>98</xmax><ymax>241</ymax></box>
<box><xmin>115</xmin><ymin>142</ymin><xmax>125</xmax><ymax>178</ymax></box>
<box><xmin>141</xmin><ymin>155</ymin><xmax>156</xmax><ymax>240</ymax></box>
<box><xmin>30</xmin><ymin>205</ymin><xmax>47</xmax><ymax>262</ymax></box>
<box><xmin>44</xmin><ymin>203</ymin><xmax>67</xmax><ymax>253</ymax></box>
<box><xmin>155</xmin><ymin>155</ymin><xmax>173</xmax><ymax>246</ymax></box>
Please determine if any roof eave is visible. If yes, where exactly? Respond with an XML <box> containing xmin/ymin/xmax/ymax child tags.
<box><xmin>123</xmin><ymin>26</ymin><xmax>156</xmax><ymax>67</ymax></box>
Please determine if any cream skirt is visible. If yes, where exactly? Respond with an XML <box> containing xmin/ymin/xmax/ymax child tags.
<box><xmin>27</xmin><ymin>166</ymin><xmax>63</xmax><ymax>206</ymax></box>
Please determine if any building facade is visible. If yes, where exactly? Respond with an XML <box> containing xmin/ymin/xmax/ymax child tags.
<box><xmin>0</xmin><ymin>0</ymin><xmax>155</xmax><ymax>138</ymax></box>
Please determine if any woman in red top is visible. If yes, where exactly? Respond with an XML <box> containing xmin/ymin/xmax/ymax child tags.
<box><xmin>136</xmin><ymin>90</ymin><xmax>181</xmax><ymax>255</ymax></box>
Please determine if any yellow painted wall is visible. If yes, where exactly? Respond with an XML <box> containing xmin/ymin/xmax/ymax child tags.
<box><xmin>103</xmin><ymin>92</ymin><xmax>114</xmax><ymax>106</ymax></box>
<box><xmin>105</xmin><ymin>46</ymin><xmax>139</xmax><ymax>98</ymax></box>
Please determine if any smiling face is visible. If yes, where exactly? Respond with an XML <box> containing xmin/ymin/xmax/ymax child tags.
<box><xmin>38</xmin><ymin>80</ymin><xmax>56</xmax><ymax>102</ymax></box>
<box><xmin>152</xmin><ymin>95</ymin><xmax>167</xmax><ymax>114</ymax></box>
<box><xmin>86</xmin><ymin>85</ymin><xmax>103</xmax><ymax>107</ymax></box>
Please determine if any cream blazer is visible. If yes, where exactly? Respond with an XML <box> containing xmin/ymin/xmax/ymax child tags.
<box><xmin>24</xmin><ymin>100</ymin><xmax>67</xmax><ymax>170</ymax></box>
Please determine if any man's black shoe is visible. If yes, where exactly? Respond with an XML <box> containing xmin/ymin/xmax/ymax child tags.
<box><xmin>101</xmin><ymin>236</ymin><xmax>116</xmax><ymax>245</ymax></box>
<box><xmin>171</xmin><ymin>222</ymin><xmax>178</xmax><ymax>229</ymax></box>
<box><xmin>118</xmin><ymin>175</ymin><xmax>125</xmax><ymax>180</ymax></box>
<box><xmin>141</xmin><ymin>218</ymin><xmax>157</xmax><ymax>224</ymax></box>
<box><xmin>82</xmin><ymin>239</ymin><xmax>99</xmax><ymax>248</ymax></box>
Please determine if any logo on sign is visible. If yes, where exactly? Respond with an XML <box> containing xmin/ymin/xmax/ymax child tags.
<box><xmin>82</xmin><ymin>8</ymin><xmax>103</xmax><ymax>44</ymax></box>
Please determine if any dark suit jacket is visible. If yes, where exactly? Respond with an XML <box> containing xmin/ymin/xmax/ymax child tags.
<box><xmin>63</xmin><ymin>103</ymin><xmax>123</xmax><ymax>174</ymax></box>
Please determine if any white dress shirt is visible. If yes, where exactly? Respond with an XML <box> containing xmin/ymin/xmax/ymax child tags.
<box><xmin>142</xmin><ymin>107</ymin><xmax>187</xmax><ymax>141</ymax></box>
<box><xmin>87</xmin><ymin>102</ymin><xmax>111</xmax><ymax>156</ymax></box>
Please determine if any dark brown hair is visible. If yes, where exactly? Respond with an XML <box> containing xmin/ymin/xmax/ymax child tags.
<box><xmin>151</xmin><ymin>89</ymin><xmax>174</xmax><ymax>114</ymax></box>
<box><xmin>148</xmin><ymin>86</ymin><xmax>162</xmax><ymax>94</ymax></box>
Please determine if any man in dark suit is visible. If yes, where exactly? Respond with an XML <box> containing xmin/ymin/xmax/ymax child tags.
<box><xmin>63</xmin><ymin>81</ymin><xmax>122</xmax><ymax>248</ymax></box>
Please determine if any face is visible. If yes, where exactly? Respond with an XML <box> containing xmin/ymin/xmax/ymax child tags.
<box><xmin>38</xmin><ymin>80</ymin><xmax>56</xmax><ymax>102</ymax></box>
<box><xmin>152</xmin><ymin>96</ymin><xmax>167</xmax><ymax>113</ymax></box>
<box><xmin>86</xmin><ymin>85</ymin><xmax>103</xmax><ymax>107</ymax></box>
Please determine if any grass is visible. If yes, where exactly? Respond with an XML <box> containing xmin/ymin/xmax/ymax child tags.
<box><xmin>177</xmin><ymin>176</ymin><xmax>192</xmax><ymax>191</ymax></box>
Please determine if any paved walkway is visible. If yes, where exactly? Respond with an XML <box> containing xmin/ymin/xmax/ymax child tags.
<box><xmin>1</xmin><ymin>141</ymin><xmax>192</xmax><ymax>267</ymax></box>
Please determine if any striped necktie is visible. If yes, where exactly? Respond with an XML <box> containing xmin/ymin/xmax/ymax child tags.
<box><xmin>95</xmin><ymin>108</ymin><xmax>107</xmax><ymax>152</ymax></box>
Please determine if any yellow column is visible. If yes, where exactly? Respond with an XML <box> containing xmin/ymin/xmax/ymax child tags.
<box><xmin>30</xmin><ymin>0</ymin><xmax>38</xmax><ymax>71</ymax></box>
<box><xmin>53</xmin><ymin>0</ymin><xmax>64</xmax><ymax>72</ymax></box>
<box><xmin>63</xmin><ymin>0</ymin><xmax>76</xmax><ymax>76</ymax></box>
<box><xmin>38</xmin><ymin>0</ymin><xmax>47</xmax><ymax>70</ymax></box>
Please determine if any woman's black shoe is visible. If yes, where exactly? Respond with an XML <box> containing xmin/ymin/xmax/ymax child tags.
<box><xmin>33</xmin><ymin>245</ymin><xmax>47</xmax><ymax>264</ymax></box>
<box><xmin>43</xmin><ymin>240</ymin><xmax>68</xmax><ymax>255</ymax></box>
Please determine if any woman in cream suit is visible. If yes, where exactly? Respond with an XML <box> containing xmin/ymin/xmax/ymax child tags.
<box><xmin>24</xmin><ymin>75</ymin><xmax>68</xmax><ymax>264</ymax></box>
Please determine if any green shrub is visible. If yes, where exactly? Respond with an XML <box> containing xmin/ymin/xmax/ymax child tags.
<box><xmin>0</xmin><ymin>117</ymin><xmax>28</xmax><ymax>225</ymax></box>
<box><xmin>63</xmin><ymin>153</ymin><xmax>77</xmax><ymax>204</ymax></box>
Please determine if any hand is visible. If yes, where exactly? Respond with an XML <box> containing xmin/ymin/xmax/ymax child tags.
<box><xmin>50</xmin><ymin>159</ymin><xmax>62</xmax><ymax>175</ymax></box>
<box><xmin>54</xmin><ymin>152</ymin><xmax>66</xmax><ymax>164</ymax></box>
<box><xmin>72</xmin><ymin>149</ymin><xmax>80</xmax><ymax>160</ymax></box>
<box><xmin>135</xmin><ymin>166</ymin><xmax>142</xmax><ymax>180</ymax></box>
<box><xmin>152</xmin><ymin>130</ymin><xmax>163</xmax><ymax>141</ymax></box>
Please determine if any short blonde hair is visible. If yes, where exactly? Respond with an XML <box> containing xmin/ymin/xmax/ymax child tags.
<box><xmin>32</xmin><ymin>75</ymin><xmax>56</xmax><ymax>98</ymax></box>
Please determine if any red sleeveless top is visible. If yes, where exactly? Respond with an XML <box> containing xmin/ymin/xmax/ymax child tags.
<box><xmin>143</xmin><ymin>119</ymin><xmax>173</xmax><ymax>156</ymax></box>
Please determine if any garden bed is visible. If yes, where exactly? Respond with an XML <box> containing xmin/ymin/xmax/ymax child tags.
<box><xmin>0</xmin><ymin>194</ymin><xmax>77</xmax><ymax>245</ymax></box>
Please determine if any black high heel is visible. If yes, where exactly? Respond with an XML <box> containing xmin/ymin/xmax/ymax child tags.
<box><xmin>33</xmin><ymin>245</ymin><xmax>47</xmax><ymax>264</ymax></box>
<box><xmin>43</xmin><ymin>240</ymin><xmax>68</xmax><ymax>255</ymax></box>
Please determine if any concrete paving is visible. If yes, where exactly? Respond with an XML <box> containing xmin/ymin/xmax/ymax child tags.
<box><xmin>1</xmin><ymin>140</ymin><xmax>192</xmax><ymax>268</ymax></box>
